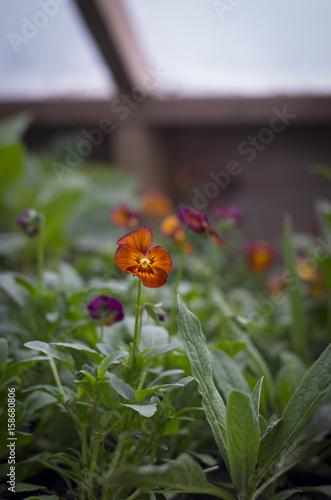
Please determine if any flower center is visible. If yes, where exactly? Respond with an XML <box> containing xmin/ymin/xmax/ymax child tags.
<box><xmin>140</xmin><ymin>257</ymin><xmax>150</xmax><ymax>268</ymax></box>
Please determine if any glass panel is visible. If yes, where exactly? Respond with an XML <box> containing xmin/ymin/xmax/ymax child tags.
<box><xmin>122</xmin><ymin>0</ymin><xmax>331</xmax><ymax>96</ymax></box>
<box><xmin>0</xmin><ymin>0</ymin><xmax>115</xmax><ymax>101</ymax></box>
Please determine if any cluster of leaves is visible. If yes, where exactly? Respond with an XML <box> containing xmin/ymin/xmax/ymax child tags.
<box><xmin>1</xmin><ymin>114</ymin><xmax>331</xmax><ymax>500</ymax></box>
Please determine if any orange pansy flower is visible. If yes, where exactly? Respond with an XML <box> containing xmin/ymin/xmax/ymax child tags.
<box><xmin>115</xmin><ymin>226</ymin><xmax>172</xmax><ymax>288</ymax></box>
<box><xmin>110</xmin><ymin>203</ymin><xmax>140</xmax><ymax>228</ymax></box>
<box><xmin>141</xmin><ymin>188</ymin><xmax>174</xmax><ymax>217</ymax></box>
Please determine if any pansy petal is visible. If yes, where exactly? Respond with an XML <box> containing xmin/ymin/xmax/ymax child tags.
<box><xmin>126</xmin><ymin>265</ymin><xmax>169</xmax><ymax>289</ymax></box>
<box><xmin>209</xmin><ymin>229</ymin><xmax>225</xmax><ymax>247</ymax></box>
<box><xmin>115</xmin><ymin>244</ymin><xmax>143</xmax><ymax>273</ymax></box>
<box><xmin>178</xmin><ymin>206</ymin><xmax>209</xmax><ymax>233</ymax></box>
<box><xmin>147</xmin><ymin>246</ymin><xmax>173</xmax><ymax>274</ymax></box>
<box><xmin>116</xmin><ymin>226</ymin><xmax>152</xmax><ymax>254</ymax></box>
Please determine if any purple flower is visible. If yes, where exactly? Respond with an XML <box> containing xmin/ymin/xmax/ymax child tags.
<box><xmin>178</xmin><ymin>206</ymin><xmax>209</xmax><ymax>233</ymax></box>
<box><xmin>212</xmin><ymin>205</ymin><xmax>242</xmax><ymax>228</ymax></box>
<box><xmin>87</xmin><ymin>295</ymin><xmax>124</xmax><ymax>325</ymax></box>
<box><xmin>17</xmin><ymin>209</ymin><xmax>43</xmax><ymax>237</ymax></box>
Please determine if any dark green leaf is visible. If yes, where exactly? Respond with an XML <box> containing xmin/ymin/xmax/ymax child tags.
<box><xmin>212</xmin><ymin>349</ymin><xmax>250</xmax><ymax>401</ymax></box>
<box><xmin>122</xmin><ymin>403</ymin><xmax>157</xmax><ymax>418</ymax></box>
<box><xmin>24</xmin><ymin>341</ymin><xmax>74</xmax><ymax>373</ymax></box>
<box><xmin>226</xmin><ymin>390</ymin><xmax>260</xmax><ymax>494</ymax></box>
<box><xmin>177</xmin><ymin>296</ymin><xmax>229</xmax><ymax>471</ymax></box>
<box><xmin>109</xmin><ymin>453</ymin><xmax>235</xmax><ymax>499</ymax></box>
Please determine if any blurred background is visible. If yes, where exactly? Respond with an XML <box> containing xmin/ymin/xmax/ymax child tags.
<box><xmin>1</xmin><ymin>0</ymin><xmax>331</xmax><ymax>238</ymax></box>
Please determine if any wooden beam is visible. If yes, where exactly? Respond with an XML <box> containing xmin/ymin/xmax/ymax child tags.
<box><xmin>1</xmin><ymin>96</ymin><xmax>331</xmax><ymax>128</ymax></box>
<box><xmin>75</xmin><ymin>0</ymin><xmax>148</xmax><ymax>92</ymax></box>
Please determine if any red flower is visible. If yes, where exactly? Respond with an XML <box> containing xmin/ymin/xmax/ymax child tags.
<box><xmin>245</xmin><ymin>241</ymin><xmax>276</xmax><ymax>272</ymax></box>
<box><xmin>115</xmin><ymin>226</ymin><xmax>172</xmax><ymax>288</ymax></box>
<box><xmin>110</xmin><ymin>204</ymin><xmax>140</xmax><ymax>228</ymax></box>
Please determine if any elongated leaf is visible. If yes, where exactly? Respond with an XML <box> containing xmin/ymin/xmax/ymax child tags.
<box><xmin>122</xmin><ymin>403</ymin><xmax>157</xmax><ymax>418</ymax></box>
<box><xmin>226</xmin><ymin>390</ymin><xmax>260</xmax><ymax>494</ymax></box>
<box><xmin>106</xmin><ymin>372</ymin><xmax>136</xmax><ymax>401</ymax></box>
<box><xmin>23</xmin><ymin>496</ymin><xmax>59</xmax><ymax>500</ymax></box>
<box><xmin>254</xmin><ymin>343</ymin><xmax>331</xmax><ymax>486</ymax></box>
<box><xmin>136</xmin><ymin>384</ymin><xmax>183</xmax><ymax>403</ymax></box>
<box><xmin>282</xmin><ymin>216</ymin><xmax>310</xmax><ymax>363</ymax></box>
<box><xmin>0</xmin><ymin>338</ymin><xmax>8</xmax><ymax>372</ymax></box>
<box><xmin>109</xmin><ymin>453</ymin><xmax>235</xmax><ymax>499</ymax></box>
<box><xmin>142</xmin><ymin>341</ymin><xmax>182</xmax><ymax>359</ymax></box>
<box><xmin>213</xmin><ymin>349</ymin><xmax>250</xmax><ymax>401</ymax></box>
<box><xmin>270</xmin><ymin>490</ymin><xmax>301</xmax><ymax>500</ymax></box>
<box><xmin>50</xmin><ymin>342</ymin><xmax>103</xmax><ymax>363</ymax></box>
<box><xmin>3</xmin><ymin>356</ymin><xmax>51</xmax><ymax>382</ymax></box>
<box><xmin>177</xmin><ymin>296</ymin><xmax>229</xmax><ymax>471</ymax></box>
<box><xmin>97</xmin><ymin>351</ymin><xmax>128</xmax><ymax>378</ymax></box>
<box><xmin>251</xmin><ymin>377</ymin><xmax>264</xmax><ymax>417</ymax></box>
<box><xmin>24</xmin><ymin>341</ymin><xmax>74</xmax><ymax>373</ymax></box>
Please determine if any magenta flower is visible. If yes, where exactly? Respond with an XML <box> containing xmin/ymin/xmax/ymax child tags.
<box><xmin>17</xmin><ymin>209</ymin><xmax>43</xmax><ymax>237</ymax></box>
<box><xmin>178</xmin><ymin>205</ymin><xmax>224</xmax><ymax>246</ymax></box>
<box><xmin>212</xmin><ymin>205</ymin><xmax>242</xmax><ymax>228</ymax></box>
<box><xmin>178</xmin><ymin>206</ymin><xmax>209</xmax><ymax>232</ymax></box>
<box><xmin>87</xmin><ymin>295</ymin><xmax>124</xmax><ymax>326</ymax></box>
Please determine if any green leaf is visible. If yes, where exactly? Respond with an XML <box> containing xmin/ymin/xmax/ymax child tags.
<box><xmin>23</xmin><ymin>496</ymin><xmax>60</xmax><ymax>500</ymax></box>
<box><xmin>254</xmin><ymin>343</ymin><xmax>331</xmax><ymax>487</ymax></box>
<box><xmin>140</xmin><ymin>325</ymin><xmax>169</xmax><ymax>351</ymax></box>
<box><xmin>97</xmin><ymin>351</ymin><xmax>128</xmax><ymax>378</ymax></box>
<box><xmin>136</xmin><ymin>384</ymin><xmax>182</xmax><ymax>403</ymax></box>
<box><xmin>212</xmin><ymin>349</ymin><xmax>250</xmax><ymax>401</ymax></box>
<box><xmin>0</xmin><ymin>112</ymin><xmax>32</xmax><ymax>146</ymax></box>
<box><xmin>251</xmin><ymin>377</ymin><xmax>264</xmax><ymax>417</ymax></box>
<box><xmin>3</xmin><ymin>356</ymin><xmax>51</xmax><ymax>382</ymax></box>
<box><xmin>122</xmin><ymin>403</ymin><xmax>157</xmax><ymax>418</ymax></box>
<box><xmin>106</xmin><ymin>372</ymin><xmax>136</xmax><ymax>400</ymax></box>
<box><xmin>282</xmin><ymin>216</ymin><xmax>310</xmax><ymax>363</ymax></box>
<box><xmin>303</xmin><ymin>486</ymin><xmax>331</xmax><ymax>496</ymax></box>
<box><xmin>226</xmin><ymin>390</ymin><xmax>260</xmax><ymax>494</ymax></box>
<box><xmin>109</xmin><ymin>453</ymin><xmax>235</xmax><ymax>499</ymax></box>
<box><xmin>0</xmin><ymin>143</ymin><xmax>24</xmax><ymax>192</ymax></box>
<box><xmin>50</xmin><ymin>342</ymin><xmax>103</xmax><ymax>363</ymax></box>
<box><xmin>270</xmin><ymin>490</ymin><xmax>301</xmax><ymax>500</ymax></box>
<box><xmin>15</xmin><ymin>431</ymin><xmax>34</xmax><ymax>446</ymax></box>
<box><xmin>15</xmin><ymin>275</ymin><xmax>39</xmax><ymax>299</ymax></box>
<box><xmin>142</xmin><ymin>341</ymin><xmax>182</xmax><ymax>360</ymax></box>
<box><xmin>24</xmin><ymin>341</ymin><xmax>74</xmax><ymax>373</ymax></box>
<box><xmin>0</xmin><ymin>272</ymin><xmax>28</xmax><ymax>307</ymax></box>
<box><xmin>163</xmin><ymin>414</ymin><xmax>179</xmax><ymax>436</ymax></box>
<box><xmin>0</xmin><ymin>338</ymin><xmax>8</xmax><ymax>372</ymax></box>
<box><xmin>177</xmin><ymin>295</ymin><xmax>229</xmax><ymax>471</ymax></box>
<box><xmin>14</xmin><ymin>483</ymin><xmax>48</xmax><ymax>493</ymax></box>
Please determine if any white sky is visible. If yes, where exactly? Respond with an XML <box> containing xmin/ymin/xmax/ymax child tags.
<box><xmin>1</xmin><ymin>0</ymin><xmax>331</xmax><ymax>100</ymax></box>
<box><xmin>123</xmin><ymin>0</ymin><xmax>331</xmax><ymax>96</ymax></box>
<box><xmin>0</xmin><ymin>0</ymin><xmax>114</xmax><ymax>100</ymax></box>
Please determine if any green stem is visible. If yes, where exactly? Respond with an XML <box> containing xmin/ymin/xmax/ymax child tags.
<box><xmin>38</xmin><ymin>214</ymin><xmax>45</xmax><ymax>292</ymax></box>
<box><xmin>89</xmin><ymin>400</ymin><xmax>101</xmax><ymax>493</ymax></box>
<box><xmin>170</xmin><ymin>231</ymin><xmax>187</xmax><ymax>333</ymax></box>
<box><xmin>126</xmin><ymin>488</ymin><xmax>144</xmax><ymax>500</ymax></box>
<box><xmin>99</xmin><ymin>322</ymin><xmax>104</xmax><ymax>343</ymax></box>
<box><xmin>49</xmin><ymin>358</ymin><xmax>64</xmax><ymax>396</ymax></box>
<box><xmin>148</xmin><ymin>442</ymin><xmax>158</xmax><ymax>465</ymax></box>
<box><xmin>130</xmin><ymin>279</ymin><xmax>142</xmax><ymax>385</ymax></box>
